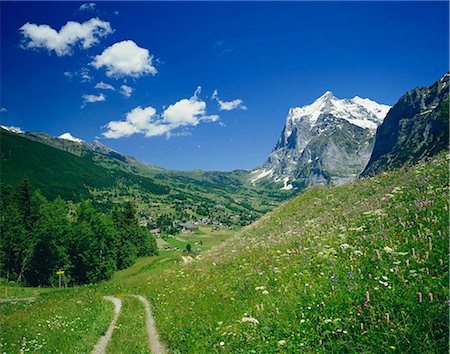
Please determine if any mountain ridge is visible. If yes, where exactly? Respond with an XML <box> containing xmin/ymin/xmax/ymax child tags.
<box><xmin>252</xmin><ymin>92</ymin><xmax>391</xmax><ymax>189</ymax></box>
<box><xmin>362</xmin><ymin>72</ymin><xmax>449</xmax><ymax>176</ymax></box>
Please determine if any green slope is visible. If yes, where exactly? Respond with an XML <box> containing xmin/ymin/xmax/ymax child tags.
<box><xmin>1</xmin><ymin>129</ymin><xmax>116</xmax><ymax>200</ymax></box>
<box><xmin>0</xmin><ymin>129</ymin><xmax>168</xmax><ymax>200</ymax></box>
<box><xmin>1</xmin><ymin>129</ymin><xmax>291</xmax><ymax>225</ymax></box>
<box><xmin>1</xmin><ymin>153</ymin><xmax>447</xmax><ymax>353</ymax></box>
<box><xmin>139</xmin><ymin>152</ymin><xmax>448</xmax><ymax>352</ymax></box>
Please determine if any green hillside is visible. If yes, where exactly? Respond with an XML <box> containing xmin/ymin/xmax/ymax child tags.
<box><xmin>0</xmin><ymin>129</ymin><xmax>168</xmax><ymax>201</ymax></box>
<box><xmin>1</xmin><ymin>129</ymin><xmax>291</xmax><ymax>226</ymax></box>
<box><xmin>138</xmin><ymin>152</ymin><xmax>448</xmax><ymax>352</ymax></box>
<box><xmin>2</xmin><ymin>152</ymin><xmax>447</xmax><ymax>353</ymax></box>
<box><xmin>1</xmin><ymin>129</ymin><xmax>116</xmax><ymax>200</ymax></box>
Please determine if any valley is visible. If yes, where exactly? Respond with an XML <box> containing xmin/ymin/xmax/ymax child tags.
<box><xmin>0</xmin><ymin>54</ymin><xmax>448</xmax><ymax>353</ymax></box>
<box><xmin>1</xmin><ymin>1</ymin><xmax>449</xmax><ymax>352</ymax></box>
<box><xmin>1</xmin><ymin>151</ymin><xmax>448</xmax><ymax>353</ymax></box>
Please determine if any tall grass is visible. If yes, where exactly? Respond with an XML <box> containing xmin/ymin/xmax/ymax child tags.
<box><xmin>139</xmin><ymin>153</ymin><xmax>449</xmax><ymax>353</ymax></box>
<box><xmin>1</xmin><ymin>153</ymin><xmax>448</xmax><ymax>353</ymax></box>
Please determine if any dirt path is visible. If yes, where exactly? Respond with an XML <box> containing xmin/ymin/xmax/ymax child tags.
<box><xmin>130</xmin><ymin>295</ymin><xmax>166</xmax><ymax>354</ymax></box>
<box><xmin>91</xmin><ymin>296</ymin><xmax>122</xmax><ymax>354</ymax></box>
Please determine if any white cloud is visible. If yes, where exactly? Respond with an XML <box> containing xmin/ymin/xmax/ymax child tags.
<box><xmin>82</xmin><ymin>93</ymin><xmax>106</xmax><ymax>107</ymax></box>
<box><xmin>0</xmin><ymin>107</ymin><xmax>7</xmax><ymax>113</ymax></box>
<box><xmin>64</xmin><ymin>67</ymin><xmax>92</xmax><ymax>82</ymax></box>
<box><xmin>103</xmin><ymin>106</ymin><xmax>163</xmax><ymax>139</ymax></box>
<box><xmin>163</xmin><ymin>100</ymin><xmax>205</xmax><ymax>126</ymax></box>
<box><xmin>79</xmin><ymin>3</ymin><xmax>96</xmax><ymax>11</ymax></box>
<box><xmin>92</xmin><ymin>40</ymin><xmax>157</xmax><ymax>78</ymax></box>
<box><xmin>212</xmin><ymin>89</ymin><xmax>247</xmax><ymax>111</ymax></box>
<box><xmin>102</xmin><ymin>87</ymin><xmax>220</xmax><ymax>139</ymax></box>
<box><xmin>163</xmin><ymin>87</ymin><xmax>219</xmax><ymax>126</ymax></box>
<box><xmin>120</xmin><ymin>85</ymin><xmax>133</xmax><ymax>98</ymax></box>
<box><xmin>79</xmin><ymin>67</ymin><xmax>92</xmax><ymax>82</ymax></box>
<box><xmin>63</xmin><ymin>71</ymin><xmax>74</xmax><ymax>78</ymax></box>
<box><xmin>95</xmin><ymin>81</ymin><xmax>115</xmax><ymax>90</ymax></box>
<box><xmin>19</xmin><ymin>18</ymin><xmax>113</xmax><ymax>56</ymax></box>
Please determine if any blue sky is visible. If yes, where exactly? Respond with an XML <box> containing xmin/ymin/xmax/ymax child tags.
<box><xmin>1</xmin><ymin>1</ymin><xmax>448</xmax><ymax>171</ymax></box>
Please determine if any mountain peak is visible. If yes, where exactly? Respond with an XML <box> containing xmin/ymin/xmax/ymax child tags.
<box><xmin>287</xmin><ymin>92</ymin><xmax>391</xmax><ymax>129</ymax></box>
<box><xmin>58</xmin><ymin>132</ymin><xmax>83</xmax><ymax>143</ymax></box>
<box><xmin>318</xmin><ymin>91</ymin><xmax>335</xmax><ymax>101</ymax></box>
<box><xmin>1</xmin><ymin>125</ymin><xmax>24</xmax><ymax>134</ymax></box>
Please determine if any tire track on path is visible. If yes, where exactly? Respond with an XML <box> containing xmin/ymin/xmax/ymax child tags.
<box><xmin>130</xmin><ymin>295</ymin><xmax>167</xmax><ymax>354</ymax></box>
<box><xmin>92</xmin><ymin>296</ymin><xmax>122</xmax><ymax>354</ymax></box>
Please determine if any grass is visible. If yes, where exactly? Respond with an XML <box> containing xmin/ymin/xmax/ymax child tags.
<box><xmin>1</xmin><ymin>153</ymin><xmax>448</xmax><ymax>353</ymax></box>
<box><xmin>0</xmin><ymin>279</ymin><xmax>55</xmax><ymax>299</ymax></box>
<box><xmin>0</xmin><ymin>286</ymin><xmax>112</xmax><ymax>353</ymax></box>
<box><xmin>107</xmin><ymin>296</ymin><xmax>150</xmax><ymax>354</ymax></box>
<box><xmin>139</xmin><ymin>152</ymin><xmax>449</xmax><ymax>353</ymax></box>
<box><xmin>162</xmin><ymin>226</ymin><xmax>235</xmax><ymax>253</ymax></box>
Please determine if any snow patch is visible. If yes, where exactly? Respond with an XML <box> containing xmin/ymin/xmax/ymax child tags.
<box><xmin>1</xmin><ymin>125</ymin><xmax>23</xmax><ymax>133</ymax></box>
<box><xmin>250</xmin><ymin>168</ymin><xmax>274</xmax><ymax>183</ymax></box>
<box><xmin>280</xmin><ymin>177</ymin><xmax>293</xmax><ymax>190</ymax></box>
<box><xmin>58</xmin><ymin>132</ymin><xmax>83</xmax><ymax>143</ymax></box>
<box><xmin>286</xmin><ymin>92</ymin><xmax>391</xmax><ymax>130</ymax></box>
<box><xmin>352</xmin><ymin>96</ymin><xmax>391</xmax><ymax>121</ymax></box>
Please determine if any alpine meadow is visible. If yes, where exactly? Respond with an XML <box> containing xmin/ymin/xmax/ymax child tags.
<box><xmin>0</xmin><ymin>2</ymin><xmax>448</xmax><ymax>354</ymax></box>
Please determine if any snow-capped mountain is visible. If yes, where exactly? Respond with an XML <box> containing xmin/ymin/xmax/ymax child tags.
<box><xmin>1</xmin><ymin>125</ymin><xmax>24</xmax><ymax>134</ymax></box>
<box><xmin>58</xmin><ymin>132</ymin><xmax>84</xmax><ymax>143</ymax></box>
<box><xmin>252</xmin><ymin>91</ymin><xmax>391</xmax><ymax>189</ymax></box>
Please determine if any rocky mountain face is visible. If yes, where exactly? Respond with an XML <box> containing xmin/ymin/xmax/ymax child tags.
<box><xmin>251</xmin><ymin>91</ymin><xmax>391</xmax><ymax>189</ymax></box>
<box><xmin>362</xmin><ymin>73</ymin><xmax>449</xmax><ymax>176</ymax></box>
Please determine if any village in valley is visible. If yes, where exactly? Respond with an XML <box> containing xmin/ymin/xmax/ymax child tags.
<box><xmin>137</xmin><ymin>211</ymin><xmax>238</xmax><ymax>254</ymax></box>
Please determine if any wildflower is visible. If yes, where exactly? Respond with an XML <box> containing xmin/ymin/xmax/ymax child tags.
<box><xmin>417</xmin><ymin>292</ymin><xmax>423</xmax><ymax>303</ymax></box>
<box><xmin>262</xmin><ymin>290</ymin><xmax>269</xmax><ymax>295</ymax></box>
<box><xmin>278</xmin><ymin>340</ymin><xmax>286</xmax><ymax>346</ymax></box>
<box><xmin>340</xmin><ymin>243</ymin><xmax>351</xmax><ymax>251</ymax></box>
<box><xmin>365</xmin><ymin>291</ymin><xmax>370</xmax><ymax>302</ymax></box>
<box><xmin>240</xmin><ymin>316</ymin><xmax>259</xmax><ymax>326</ymax></box>
<box><xmin>439</xmin><ymin>259</ymin><xmax>444</xmax><ymax>267</ymax></box>
<box><xmin>428</xmin><ymin>293</ymin><xmax>434</xmax><ymax>302</ymax></box>
<box><xmin>389</xmin><ymin>346</ymin><xmax>396</xmax><ymax>350</ymax></box>
<box><xmin>220</xmin><ymin>341</ymin><xmax>225</xmax><ymax>346</ymax></box>
<box><xmin>383</xmin><ymin>246</ymin><xmax>394</xmax><ymax>253</ymax></box>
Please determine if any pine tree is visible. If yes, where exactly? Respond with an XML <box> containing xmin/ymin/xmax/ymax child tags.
<box><xmin>25</xmin><ymin>197</ymin><xmax>70</xmax><ymax>286</ymax></box>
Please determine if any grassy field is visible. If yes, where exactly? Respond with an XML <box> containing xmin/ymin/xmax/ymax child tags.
<box><xmin>107</xmin><ymin>296</ymin><xmax>151</xmax><ymax>354</ymax></box>
<box><xmin>0</xmin><ymin>279</ymin><xmax>56</xmax><ymax>299</ymax></box>
<box><xmin>161</xmin><ymin>226</ymin><xmax>236</xmax><ymax>253</ymax></box>
<box><xmin>1</xmin><ymin>153</ymin><xmax>448</xmax><ymax>353</ymax></box>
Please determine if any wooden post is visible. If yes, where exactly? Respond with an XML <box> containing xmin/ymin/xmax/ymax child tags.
<box><xmin>4</xmin><ymin>286</ymin><xmax>7</xmax><ymax>298</ymax></box>
<box><xmin>59</xmin><ymin>274</ymin><xmax>62</xmax><ymax>289</ymax></box>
